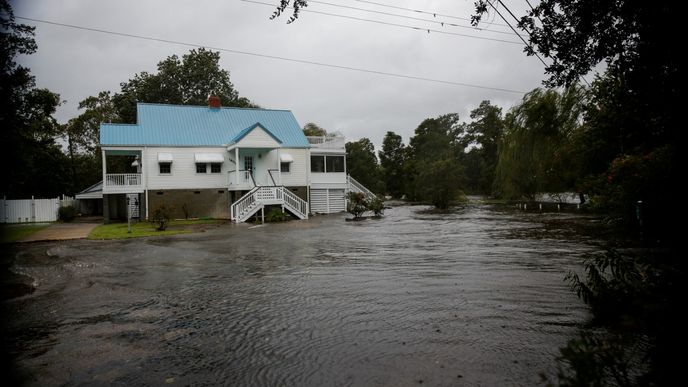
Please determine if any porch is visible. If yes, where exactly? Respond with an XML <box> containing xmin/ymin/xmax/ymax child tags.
<box><xmin>102</xmin><ymin>149</ymin><xmax>144</xmax><ymax>194</ymax></box>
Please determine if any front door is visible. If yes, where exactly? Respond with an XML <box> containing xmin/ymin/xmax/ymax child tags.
<box><xmin>243</xmin><ymin>155</ymin><xmax>254</xmax><ymax>183</ymax></box>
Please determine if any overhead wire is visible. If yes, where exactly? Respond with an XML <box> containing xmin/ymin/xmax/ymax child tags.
<box><xmin>15</xmin><ymin>16</ymin><xmax>528</xmax><ymax>94</ymax></box>
<box><xmin>241</xmin><ymin>0</ymin><xmax>523</xmax><ymax>45</ymax></box>
<box><xmin>301</xmin><ymin>0</ymin><xmax>518</xmax><ymax>37</ymax></box>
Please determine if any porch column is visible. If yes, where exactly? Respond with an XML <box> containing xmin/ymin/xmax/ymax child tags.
<box><xmin>276</xmin><ymin>148</ymin><xmax>281</xmax><ymax>186</ymax></box>
<box><xmin>235</xmin><ymin>147</ymin><xmax>239</xmax><ymax>186</ymax></box>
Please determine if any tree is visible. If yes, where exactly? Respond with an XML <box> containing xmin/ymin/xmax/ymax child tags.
<box><xmin>1</xmin><ymin>1</ymin><xmax>67</xmax><ymax>198</ymax></box>
<box><xmin>302</xmin><ymin>122</ymin><xmax>327</xmax><ymax>136</ymax></box>
<box><xmin>111</xmin><ymin>48</ymin><xmax>257</xmax><ymax>123</ymax></box>
<box><xmin>463</xmin><ymin>101</ymin><xmax>504</xmax><ymax>194</ymax></box>
<box><xmin>345</xmin><ymin>138</ymin><xmax>383</xmax><ymax>194</ymax></box>
<box><xmin>493</xmin><ymin>87</ymin><xmax>585</xmax><ymax>200</ymax></box>
<box><xmin>378</xmin><ymin>131</ymin><xmax>406</xmax><ymax>198</ymax></box>
<box><xmin>406</xmin><ymin>114</ymin><xmax>465</xmax><ymax>208</ymax></box>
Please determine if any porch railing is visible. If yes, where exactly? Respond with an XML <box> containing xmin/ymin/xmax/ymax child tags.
<box><xmin>104</xmin><ymin>173</ymin><xmax>142</xmax><ymax>192</ymax></box>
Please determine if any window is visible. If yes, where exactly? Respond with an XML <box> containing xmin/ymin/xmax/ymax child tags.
<box><xmin>196</xmin><ymin>163</ymin><xmax>207</xmax><ymax>173</ymax></box>
<box><xmin>311</xmin><ymin>155</ymin><xmax>325</xmax><ymax>172</ymax></box>
<box><xmin>159</xmin><ymin>163</ymin><xmax>171</xmax><ymax>174</ymax></box>
<box><xmin>326</xmin><ymin>156</ymin><xmax>345</xmax><ymax>172</ymax></box>
<box><xmin>210</xmin><ymin>163</ymin><xmax>221</xmax><ymax>173</ymax></box>
<box><xmin>280</xmin><ymin>162</ymin><xmax>290</xmax><ymax>173</ymax></box>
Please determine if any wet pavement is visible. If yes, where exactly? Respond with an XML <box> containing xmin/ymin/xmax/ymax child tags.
<box><xmin>1</xmin><ymin>204</ymin><xmax>603</xmax><ymax>386</ymax></box>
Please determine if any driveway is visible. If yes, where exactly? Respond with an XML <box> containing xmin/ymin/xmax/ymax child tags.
<box><xmin>19</xmin><ymin>222</ymin><xmax>100</xmax><ymax>242</ymax></box>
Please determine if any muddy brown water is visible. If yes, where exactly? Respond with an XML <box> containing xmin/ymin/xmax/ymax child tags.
<box><xmin>1</xmin><ymin>204</ymin><xmax>602</xmax><ymax>386</ymax></box>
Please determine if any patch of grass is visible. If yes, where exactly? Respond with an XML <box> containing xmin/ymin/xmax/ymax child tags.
<box><xmin>0</xmin><ymin>223</ymin><xmax>51</xmax><ymax>244</ymax></box>
<box><xmin>87</xmin><ymin>219</ymin><xmax>224</xmax><ymax>240</ymax></box>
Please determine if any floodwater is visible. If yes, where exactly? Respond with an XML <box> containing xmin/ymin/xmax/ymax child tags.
<box><xmin>2</xmin><ymin>204</ymin><xmax>602</xmax><ymax>386</ymax></box>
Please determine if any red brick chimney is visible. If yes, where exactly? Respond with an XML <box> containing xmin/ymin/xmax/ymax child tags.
<box><xmin>208</xmin><ymin>95</ymin><xmax>221</xmax><ymax>108</ymax></box>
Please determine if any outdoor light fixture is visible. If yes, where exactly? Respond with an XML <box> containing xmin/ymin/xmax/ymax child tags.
<box><xmin>131</xmin><ymin>155</ymin><xmax>140</xmax><ymax>167</ymax></box>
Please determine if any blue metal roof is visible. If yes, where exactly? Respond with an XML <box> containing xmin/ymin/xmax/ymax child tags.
<box><xmin>100</xmin><ymin>103</ymin><xmax>310</xmax><ymax>147</ymax></box>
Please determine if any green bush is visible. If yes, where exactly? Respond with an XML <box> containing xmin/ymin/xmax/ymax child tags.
<box><xmin>266</xmin><ymin>208</ymin><xmax>287</xmax><ymax>222</ymax></box>
<box><xmin>367</xmin><ymin>196</ymin><xmax>385</xmax><ymax>217</ymax></box>
<box><xmin>149</xmin><ymin>203</ymin><xmax>173</xmax><ymax>231</ymax></box>
<box><xmin>346</xmin><ymin>192</ymin><xmax>368</xmax><ymax>219</ymax></box>
<box><xmin>58</xmin><ymin>205</ymin><xmax>77</xmax><ymax>222</ymax></box>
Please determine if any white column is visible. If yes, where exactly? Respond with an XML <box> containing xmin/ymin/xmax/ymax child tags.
<box><xmin>102</xmin><ymin>149</ymin><xmax>106</xmax><ymax>188</ymax></box>
<box><xmin>276</xmin><ymin>148</ymin><xmax>281</xmax><ymax>186</ymax></box>
<box><xmin>235</xmin><ymin>147</ymin><xmax>239</xmax><ymax>186</ymax></box>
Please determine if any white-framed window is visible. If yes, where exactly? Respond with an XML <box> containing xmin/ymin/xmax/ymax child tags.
<box><xmin>310</xmin><ymin>155</ymin><xmax>325</xmax><ymax>172</ymax></box>
<box><xmin>280</xmin><ymin>162</ymin><xmax>290</xmax><ymax>173</ymax></box>
<box><xmin>196</xmin><ymin>163</ymin><xmax>207</xmax><ymax>173</ymax></box>
<box><xmin>159</xmin><ymin>162</ymin><xmax>171</xmax><ymax>174</ymax></box>
<box><xmin>210</xmin><ymin>163</ymin><xmax>221</xmax><ymax>173</ymax></box>
<box><xmin>326</xmin><ymin>155</ymin><xmax>345</xmax><ymax>172</ymax></box>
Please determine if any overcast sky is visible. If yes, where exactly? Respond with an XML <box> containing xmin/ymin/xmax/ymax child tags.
<box><xmin>15</xmin><ymin>0</ymin><xmax>547</xmax><ymax>149</ymax></box>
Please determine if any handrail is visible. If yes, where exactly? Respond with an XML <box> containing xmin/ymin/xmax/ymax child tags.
<box><xmin>230</xmin><ymin>186</ymin><xmax>260</xmax><ymax>221</ymax></box>
<box><xmin>347</xmin><ymin>175</ymin><xmax>376</xmax><ymax>199</ymax></box>
<box><xmin>267</xmin><ymin>169</ymin><xmax>278</xmax><ymax>186</ymax></box>
<box><xmin>282</xmin><ymin>188</ymin><xmax>308</xmax><ymax>219</ymax></box>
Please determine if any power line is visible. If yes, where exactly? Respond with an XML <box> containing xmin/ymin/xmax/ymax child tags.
<box><xmin>302</xmin><ymin>0</ymin><xmax>518</xmax><ymax>37</ymax></box>
<box><xmin>15</xmin><ymin>16</ymin><xmax>527</xmax><ymax>94</ymax></box>
<box><xmin>242</xmin><ymin>0</ymin><xmax>523</xmax><ymax>45</ymax></box>
<box><xmin>483</xmin><ymin>1</ymin><xmax>548</xmax><ymax>68</ymax></box>
<box><xmin>354</xmin><ymin>0</ymin><xmax>510</xmax><ymax>28</ymax></box>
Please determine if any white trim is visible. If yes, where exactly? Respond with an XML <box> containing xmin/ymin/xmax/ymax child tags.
<box><xmin>279</xmin><ymin>153</ymin><xmax>294</xmax><ymax>163</ymax></box>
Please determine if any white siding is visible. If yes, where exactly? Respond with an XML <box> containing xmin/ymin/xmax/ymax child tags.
<box><xmin>235</xmin><ymin>126</ymin><xmax>281</xmax><ymax>148</ymax></box>
<box><xmin>280</xmin><ymin>148</ymin><xmax>308</xmax><ymax>187</ymax></box>
<box><xmin>144</xmin><ymin>147</ymin><xmax>234</xmax><ymax>190</ymax></box>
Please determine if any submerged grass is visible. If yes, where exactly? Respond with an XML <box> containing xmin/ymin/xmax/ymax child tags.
<box><xmin>88</xmin><ymin>219</ymin><xmax>223</xmax><ymax>240</ymax></box>
<box><xmin>0</xmin><ymin>224</ymin><xmax>51</xmax><ymax>244</ymax></box>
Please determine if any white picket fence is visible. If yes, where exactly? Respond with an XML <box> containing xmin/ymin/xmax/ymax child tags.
<box><xmin>1</xmin><ymin>195</ymin><xmax>76</xmax><ymax>223</ymax></box>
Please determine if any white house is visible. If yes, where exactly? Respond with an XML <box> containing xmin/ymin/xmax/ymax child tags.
<box><xmin>99</xmin><ymin>97</ymin><xmax>374</xmax><ymax>223</ymax></box>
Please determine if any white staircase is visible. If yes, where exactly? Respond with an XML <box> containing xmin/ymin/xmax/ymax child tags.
<box><xmin>231</xmin><ymin>186</ymin><xmax>309</xmax><ymax>223</ymax></box>
<box><xmin>346</xmin><ymin>175</ymin><xmax>377</xmax><ymax>201</ymax></box>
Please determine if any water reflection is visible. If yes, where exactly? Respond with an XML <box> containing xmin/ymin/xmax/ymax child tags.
<box><xmin>2</xmin><ymin>204</ymin><xmax>601</xmax><ymax>386</ymax></box>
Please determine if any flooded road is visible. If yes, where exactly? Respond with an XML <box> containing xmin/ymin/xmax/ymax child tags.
<box><xmin>2</xmin><ymin>204</ymin><xmax>602</xmax><ymax>386</ymax></box>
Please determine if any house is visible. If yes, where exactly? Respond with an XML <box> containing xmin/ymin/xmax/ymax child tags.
<box><xmin>99</xmin><ymin>97</ymin><xmax>375</xmax><ymax>223</ymax></box>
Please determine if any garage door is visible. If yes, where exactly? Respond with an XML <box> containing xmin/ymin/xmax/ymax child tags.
<box><xmin>310</xmin><ymin>189</ymin><xmax>346</xmax><ymax>214</ymax></box>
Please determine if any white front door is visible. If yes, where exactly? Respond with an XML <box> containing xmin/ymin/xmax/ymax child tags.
<box><xmin>243</xmin><ymin>155</ymin><xmax>254</xmax><ymax>183</ymax></box>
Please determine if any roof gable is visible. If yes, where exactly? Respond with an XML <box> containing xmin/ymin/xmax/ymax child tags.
<box><xmin>100</xmin><ymin>103</ymin><xmax>310</xmax><ymax>147</ymax></box>
<box><xmin>231</xmin><ymin>123</ymin><xmax>283</xmax><ymax>146</ymax></box>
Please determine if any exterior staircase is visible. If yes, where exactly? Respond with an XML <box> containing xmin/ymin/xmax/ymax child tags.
<box><xmin>231</xmin><ymin>186</ymin><xmax>309</xmax><ymax>223</ymax></box>
<box><xmin>346</xmin><ymin>175</ymin><xmax>377</xmax><ymax>202</ymax></box>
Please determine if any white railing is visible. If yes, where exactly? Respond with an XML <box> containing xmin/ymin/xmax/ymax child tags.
<box><xmin>282</xmin><ymin>188</ymin><xmax>308</xmax><ymax>219</ymax></box>
<box><xmin>306</xmin><ymin>135</ymin><xmax>345</xmax><ymax>148</ymax></box>
<box><xmin>347</xmin><ymin>175</ymin><xmax>376</xmax><ymax>201</ymax></box>
<box><xmin>230</xmin><ymin>186</ymin><xmax>259</xmax><ymax>222</ymax></box>
<box><xmin>230</xmin><ymin>186</ymin><xmax>308</xmax><ymax>223</ymax></box>
<box><xmin>104</xmin><ymin>173</ymin><xmax>142</xmax><ymax>192</ymax></box>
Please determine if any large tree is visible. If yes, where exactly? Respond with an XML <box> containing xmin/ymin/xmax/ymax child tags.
<box><xmin>406</xmin><ymin>114</ymin><xmax>465</xmax><ymax>208</ymax></box>
<box><xmin>463</xmin><ymin>101</ymin><xmax>504</xmax><ymax>194</ymax></box>
<box><xmin>302</xmin><ymin>122</ymin><xmax>327</xmax><ymax>137</ymax></box>
<box><xmin>1</xmin><ymin>1</ymin><xmax>67</xmax><ymax>198</ymax></box>
<box><xmin>345</xmin><ymin>138</ymin><xmax>382</xmax><ymax>194</ymax></box>
<box><xmin>111</xmin><ymin>48</ymin><xmax>257</xmax><ymax>123</ymax></box>
<box><xmin>378</xmin><ymin>131</ymin><xmax>406</xmax><ymax>198</ymax></box>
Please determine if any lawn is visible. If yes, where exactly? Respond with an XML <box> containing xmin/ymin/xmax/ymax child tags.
<box><xmin>0</xmin><ymin>223</ymin><xmax>51</xmax><ymax>244</ymax></box>
<box><xmin>88</xmin><ymin>219</ymin><xmax>224</xmax><ymax>240</ymax></box>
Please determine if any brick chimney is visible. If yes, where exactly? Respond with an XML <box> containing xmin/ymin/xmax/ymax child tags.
<box><xmin>208</xmin><ymin>95</ymin><xmax>221</xmax><ymax>108</ymax></box>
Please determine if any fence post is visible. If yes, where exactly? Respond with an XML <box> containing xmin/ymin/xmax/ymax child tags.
<box><xmin>1</xmin><ymin>195</ymin><xmax>5</xmax><ymax>223</ymax></box>
<box><xmin>31</xmin><ymin>195</ymin><xmax>36</xmax><ymax>222</ymax></box>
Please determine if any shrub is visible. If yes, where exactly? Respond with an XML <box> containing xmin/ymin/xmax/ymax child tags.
<box><xmin>59</xmin><ymin>205</ymin><xmax>77</xmax><ymax>222</ymax></box>
<box><xmin>367</xmin><ymin>196</ymin><xmax>385</xmax><ymax>217</ymax></box>
<box><xmin>346</xmin><ymin>191</ymin><xmax>368</xmax><ymax>219</ymax></box>
<box><xmin>150</xmin><ymin>203</ymin><xmax>173</xmax><ymax>231</ymax></box>
<box><xmin>266</xmin><ymin>208</ymin><xmax>287</xmax><ymax>222</ymax></box>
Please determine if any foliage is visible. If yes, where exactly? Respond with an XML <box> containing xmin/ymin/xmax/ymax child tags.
<box><xmin>271</xmin><ymin>0</ymin><xmax>309</xmax><ymax>23</ymax></box>
<box><xmin>302</xmin><ymin>122</ymin><xmax>327</xmax><ymax>136</ymax></box>
<box><xmin>58</xmin><ymin>205</ymin><xmax>77</xmax><ymax>222</ymax></box>
<box><xmin>405</xmin><ymin>114</ymin><xmax>465</xmax><ymax>208</ymax></box>
<box><xmin>346</xmin><ymin>191</ymin><xmax>367</xmax><ymax>219</ymax></box>
<box><xmin>0</xmin><ymin>1</ymin><xmax>69</xmax><ymax>198</ymax></box>
<box><xmin>493</xmin><ymin>87</ymin><xmax>586</xmax><ymax>200</ymax></box>
<box><xmin>345</xmin><ymin>138</ymin><xmax>383</xmax><ymax>194</ymax></box>
<box><xmin>462</xmin><ymin>101</ymin><xmax>504</xmax><ymax>194</ymax></box>
<box><xmin>149</xmin><ymin>203</ymin><xmax>173</xmax><ymax>231</ymax></box>
<box><xmin>108</xmin><ymin>48</ymin><xmax>257</xmax><ymax>124</ymax></box>
<box><xmin>266</xmin><ymin>207</ymin><xmax>287</xmax><ymax>222</ymax></box>
<box><xmin>367</xmin><ymin>196</ymin><xmax>384</xmax><ymax>217</ymax></box>
<box><xmin>378</xmin><ymin>131</ymin><xmax>406</xmax><ymax>198</ymax></box>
